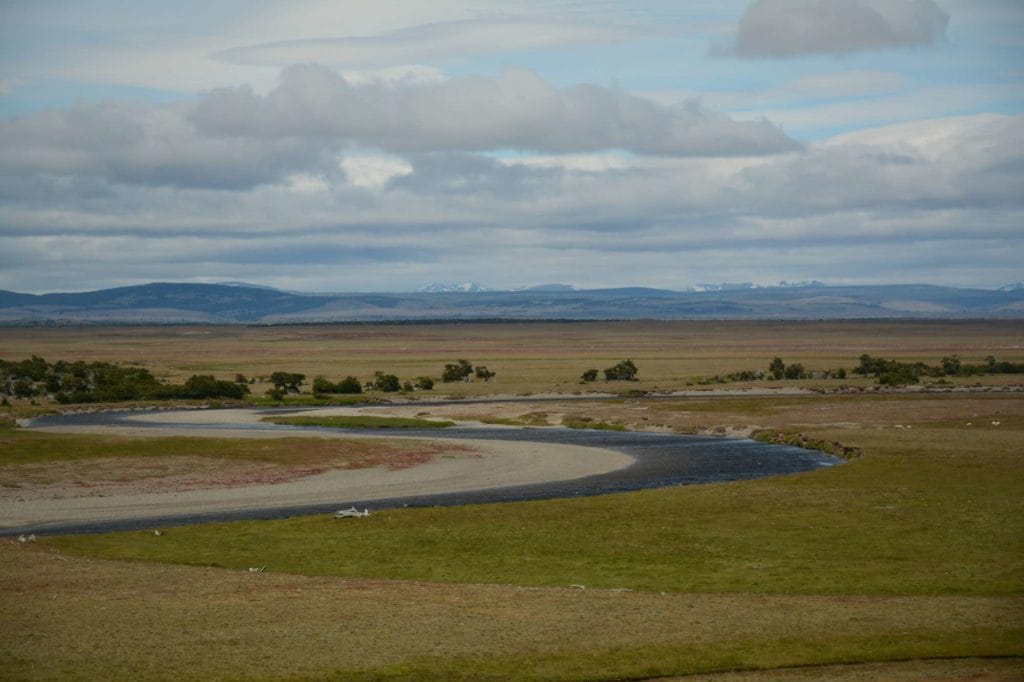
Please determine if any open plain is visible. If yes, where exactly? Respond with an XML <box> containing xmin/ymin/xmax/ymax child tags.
<box><xmin>1</xmin><ymin>320</ymin><xmax>1023</xmax><ymax>680</ymax></box>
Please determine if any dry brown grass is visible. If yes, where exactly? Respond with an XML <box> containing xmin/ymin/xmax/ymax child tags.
<box><xmin>2</xmin><ymin>320</ymin><xmax>1022</xmax><ymax>398</ymax></box>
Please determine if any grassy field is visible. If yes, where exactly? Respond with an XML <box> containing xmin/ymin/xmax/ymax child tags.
<box><xmin>2</xmin><ymin>320</ymin><xmax>1023</xmax><ymax>399</ymax></box>
<box><xmin>1</xmin><ymin>321</ymin><xmax>1022</xmax><ymax>679</ymax></box>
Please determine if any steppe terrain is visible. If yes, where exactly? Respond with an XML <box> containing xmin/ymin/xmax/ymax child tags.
<box><xmin>1</xmin><ymin>320</ymin><xmax>1022</xmax><ymax>680</ymax></box>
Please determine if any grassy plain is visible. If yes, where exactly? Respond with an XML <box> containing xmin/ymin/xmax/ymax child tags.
<box><xmin>1</xmin><ymin>321</ymin><xmax>1023</xmax><ymax>679</ymax></box>
<box><xmin>2</xmin><ymin>320</ymin><xmax>1023</xmax><ymax>398</ymax></box>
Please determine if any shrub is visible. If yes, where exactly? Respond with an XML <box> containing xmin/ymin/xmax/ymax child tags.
<box><xmin>604</xmin><ymin>359</ymin><xmax>638</xmax><ymax>381</ymax></box>
<box><xmin>372</xmin><ymin>372</ymin><xmax>401</xmax><ymax>392</ymax></box>
<box><xmin>442</xmin><ymin>360</ymin><xmax>474</xmax><ymax>382</ymax></box>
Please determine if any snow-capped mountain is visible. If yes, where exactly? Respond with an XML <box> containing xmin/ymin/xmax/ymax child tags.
<box><xmin>997</xmin><ymin>282</ymin><xmax>1024</xmax><ymax>292</ymax></box>
<box><xmin>417</xmin><ymin>282</ymin><xmax>491</xmax><ymax>293</ymax></box>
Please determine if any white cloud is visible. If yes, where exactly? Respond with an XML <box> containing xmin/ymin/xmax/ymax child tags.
<box><xmin>191</xmin><ymin>65</ymin><xmax>798</xmax><ymax>157</ymax></box>
<box><xmin>340</xmin><ymin>152</ymin><xmax>413</xmax><ymax>188</ymax></box>
<box><xmin>724</xmin><ymin>0</ymin><xmax>949</xmax><ymax>58</ymax></box>
<box><xmin>213</xmin><ymin>17</ymin><xmax>650</xmax><ymax>68</ymax></box>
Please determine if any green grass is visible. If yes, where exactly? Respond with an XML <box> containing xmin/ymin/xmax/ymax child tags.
<box><xmin>479</xmin><ymin>412</ymin><xmax>552</xmax><ymax>427</ymax></box>
<box><xmin>46</xmin><ymin>420</ymin><xmax>1024</xmax><ymax>597</ymax></box>
<box><xmin>261</xmin><ymin>415</ymin><xmax>456</xmax><ymax>429</ymax></box>
<box><xmin>249</xmin><ymin>393</ymin><xmax>381</xmax><ymax>407</ymax></box>
<box><xmin>561</xmin><ymin>416</ymin><xmax>627</xmax><ymax>431</ymax></box>
<box><xmin>0</xmin><ymin>429</ymin><xmax>349</xmax><ymax>467</ymax></box>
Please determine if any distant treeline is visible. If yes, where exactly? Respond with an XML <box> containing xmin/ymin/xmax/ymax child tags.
<box><xmin>852</xmin><ymin>354</ymin><xmax>1024</xmax><ymax>385</ymax></box>
<box><xmin>0</xmin><ymin>356</ymin><xmax>249</xmax><ymax>403</ymax></box>
<box><xmin>684</xmin><ymin>354</ymin><xmax>1023</xmax><ymax>387</ymax></box>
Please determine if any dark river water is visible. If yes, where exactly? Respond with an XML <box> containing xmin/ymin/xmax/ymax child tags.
<box><xmin>13</xmin><ymin>408</ymin><xmax>842</xmax><ymax>535</ymax></box>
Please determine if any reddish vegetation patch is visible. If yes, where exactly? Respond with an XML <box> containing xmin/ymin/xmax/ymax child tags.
<box><xmin>1</xmin><ymin>439</ymin><xmax>476</xmax><ymax>500</ymax></box>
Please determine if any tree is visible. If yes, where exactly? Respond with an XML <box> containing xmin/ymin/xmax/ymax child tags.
<box><xmin>442</xmin><ymin>359</ymin><xmax>474</xmax><ymax>382</ymax></box>
<box><xmin>604</xmin><ymin>359</ymin><xmax>638</xmax><ymax>381</ymax></box>
<box><xmin>177</xmin><ymin>374</ymin><xmax>249</xmax><ymax>399</ymax></box>
<box><xmin>312</xmin><ymin>375</ymin><xmax>335</xmax><ymax>394</ymax></box>
<box><xmin>336</xmin><ymin>376</ymin><xmax>363</xmax><ymax>394</ymax></box>
<box><xmin>474</xmin><ymin>366</ymin><xmax>495</xmax><ymax>382</ymax></box>
<box><xmin>783</xmin><ymin>363</ymin><xmax>806</xmax><ymax>380</ymax></box>
<box><xmin>372</xmin><ymin>371</ymin><xmax>401</xmax><ymax>392</ymax></box>
<box><xmin>941</xmin><ymin>355</ymin><xmax>962</xmax><ymax>376</ymax></box>
<box><xmin>769</xmin><ymin>357</ymin><xmax>786</xmax><ymax>380</ymax></box>
<box><xmin>581</xmin><ymin>369</ymin><xmax>599</xmax><ymax>382</ymax></box>
<box><xmin>269</xmin><ymin>372</ymin><xmax>305</xmax><ymax>394</ymax></box>
<box><xmin>415</xmin><ymin>376</ymin><xmax>435</xmax><ymax>390</ymax></box>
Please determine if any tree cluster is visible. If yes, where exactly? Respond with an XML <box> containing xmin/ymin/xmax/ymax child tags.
<box><xmin>854</xmin><ymin>354</ymin><xmax>1024</xmax><ymax>385</ymax></box>
<box><xmin>312</xmin><ymin>375</ymin><xmax>363</xmax><ymax>395</ymax></box>
<box><xmin>768</xmin><ymin>357</ymin><xmax>808</xmax><ymax>380</ymax></box>
<box><xmin>0</xmin><ymin>356</ymin><xmax>249</xmax><ymax>403</ymax></box>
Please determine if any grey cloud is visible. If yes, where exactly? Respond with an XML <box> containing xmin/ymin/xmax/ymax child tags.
<box><xmin>387</xmin><ymin>154</ymin><xmax>563</xmax><ymax>199</ymax></box>
<box><xmin>726</xmin><ymin>0</ymin><xmax>949</xmax><ymax>58</ymax></box>
<box><xmin>191</xmin><ymin>65</ymin><xmax>799</xmax><ymax>157</ymax></box>
<box><xmin>2</xmin><ymin>104</ymin><xmax>1020</xmax><ymax>292</ymax></box>
<box><xmin>0</xmin><ymin>101</ymin><xmax>336</xmax><ymax>190</ymax></box>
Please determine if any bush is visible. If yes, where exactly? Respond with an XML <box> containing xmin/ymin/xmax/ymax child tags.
<box><xmin>442</xmin><ymin>360</ymin><xmax>474</xmax><ymax>383</ymax></box>
<box><xmin>783</xmin><ymin>363</ymin><xmax>806</xmax><ymax>380</ymax></box>
<box><xmin>604</xmin><ymin>359</ymin><xmax>638</xmax><ymax>381</ymax></box>
<box><xmin>269</xmin><ymin>372</ymin><xmax>305</xmax><ymax>393</ymax></box>
<box><xmin>175</xmin><ymin>374</ymin><xmax>250</xmax><ymax>399</ymax></box>
<box><xmin>581</xmin><ymin>369</ymin><xmax>599</xmax><ymax>382</ymax></box>
<box><xmin>372</xmin><ymin>372</ymin><xmax>401</xmax><ymax>392</ymax></box>
<box><xmin>415</xmin><ymin>376</ymin><xmax>434</xmax><ymax>390</ymax></box>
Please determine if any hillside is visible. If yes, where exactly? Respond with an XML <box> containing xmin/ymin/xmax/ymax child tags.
<box><xmin>0</xmin><ymin>282</ymin><xmax>1022</xmax><ymax>324</ymax></box>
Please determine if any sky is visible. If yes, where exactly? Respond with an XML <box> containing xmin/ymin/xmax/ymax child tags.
<box><xmin>0</xmin><ymin>0</ymin><xmax>1022</xmax><ymax>293</ymax></box>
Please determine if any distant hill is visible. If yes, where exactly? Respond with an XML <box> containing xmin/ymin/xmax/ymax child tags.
<box><xmin>1</xmin><ymin>282</ymin><xmax>1022</xmax><ymax>324</ymax></box>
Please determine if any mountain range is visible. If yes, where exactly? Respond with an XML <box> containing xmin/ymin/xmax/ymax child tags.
<box><xmin>1</xmin><ymin>282</ymin><xmax>1022</xmax><ymax>325</ymax></box>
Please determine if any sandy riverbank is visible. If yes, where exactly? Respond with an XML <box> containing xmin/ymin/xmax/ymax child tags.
<box><xmin>3</xmin><ymin>411</ymin><xmax>632</xmax><ymax>531</ymax></box>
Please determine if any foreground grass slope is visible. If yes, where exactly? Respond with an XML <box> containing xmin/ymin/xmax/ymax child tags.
<box><xmin>48</xmin><ymin>417</ymin><xmax>1024</xmax><ymax>596</ymax></box>
<box><xmin>2</xmin><ymin>541</ymin><xmax>1021</xmax><ymax>681</ymax></box>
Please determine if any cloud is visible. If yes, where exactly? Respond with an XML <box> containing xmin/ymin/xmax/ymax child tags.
<box><xmin>724</xmin><ymin>0</ymin><xmax>949</xmax><ymax>58</ymax></box>
<box><xmin>0</xmin><ymin>101</ymin><xmax>335</xmax><ymax>190</ymax></box>
<box><xmin>192</xmin><ymin>65</ymin><xmax>799</xmax><ymax>157</ymax></box>
<box><xmin>388</xmin><ymin>153</ymin><xmax>562</xmax><ymax>199</ymax></box>
<box><xmin>213</xmin><ymin>17</ymin><xmax>649</xmax><ymax>68</ymax></box>
<box><xmin>1</xmin><ymin>111</ymin><xmax>1020</xmax><ymax>292</ymax></box>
